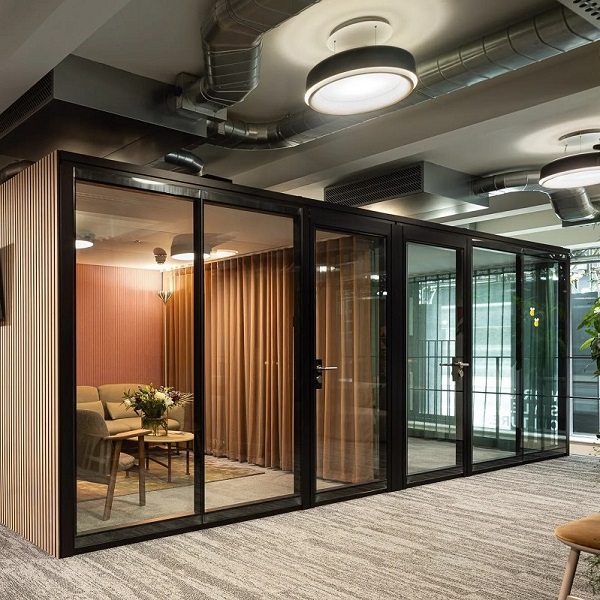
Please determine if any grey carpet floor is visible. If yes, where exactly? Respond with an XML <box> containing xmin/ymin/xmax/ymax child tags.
<box><xmin>0</xmin><ymin>455</ymin><xmax>597</xmax><ymax>599</ymax></box>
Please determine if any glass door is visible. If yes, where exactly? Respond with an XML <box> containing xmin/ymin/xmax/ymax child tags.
<box><xmin>522</xmin><ymin>255</ymin><xmax>565</xmax><ymax>453</ymax></box>
<box><xmin>472</xmin><ymin>247</ymin><xmax>519</xmax><ymax>465</ymax></box>
<box><xmin>311</xmin><ymin>212</ymin><xmax>389</xmax><ymax>500</ymax></box>
<box><xmin>405</xmin><ymin>229</ymin><xmax>467</xmax><ymax>480</ymax></box>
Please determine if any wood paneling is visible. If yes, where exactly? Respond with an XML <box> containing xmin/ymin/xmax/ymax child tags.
<box><xmin>76</xmin><ymin>264</ymin><xmax>163</xmax><ymax>387</ymax></box>
<box><xmin>0</xmin><ymin>154</ymin><xmax>59</xmax><ymax>556</ymax></box>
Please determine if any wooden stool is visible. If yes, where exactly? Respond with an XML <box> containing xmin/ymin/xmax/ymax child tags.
<box><xmin>555</xmin><ymin>514</ymin><xmax>600</xmax><ymax>600</ymax></box>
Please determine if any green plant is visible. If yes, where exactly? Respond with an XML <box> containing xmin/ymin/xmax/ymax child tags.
<box><xmin>578</xmin><ymin>297</ymin><xmax>600</xmax><ymax>376</ymax></box>
<box><xmin>578</xmin><ymin>304</ymin><xmax>600</xmax><ymax>594</ymax></box>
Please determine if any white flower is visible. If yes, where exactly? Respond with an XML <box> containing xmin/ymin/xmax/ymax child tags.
<box><xmin>164</xmin><ymin>397</ymin><xmax>174</xmax><ymax>407</ymax></box>
<box><xmin>594</xmin><ymin>307</ymin><xmax>600</xmax><ymax>314</ymax></box>
<box><xmin>123</xmin><ymin>399</ymin><xmax>131</xmax><ymax>407</ymax></box>
<box><xmin>155</xmin><ymin>391</ymin><xmax>166</xmax><ymax>401</ymax></box>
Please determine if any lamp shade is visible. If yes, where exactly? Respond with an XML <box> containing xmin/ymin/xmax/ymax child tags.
<box><xmin>75</xmin><ymin>234</ymin><xmax>94</xmax><ymax>249</ymax></box>
<box><xmin>305</xmin><ymin>45</ymin><xmax>418</xmax><ymax>115</ymax></box>
<box><xmin>171</xmin><ymin>233</ymin><xmax>194</xmax><ymax>261</ymax></box>
<box><xmin>539</xmin><ymin>152</ymin><xmax>600</xmax><ymax>189</ymax></box>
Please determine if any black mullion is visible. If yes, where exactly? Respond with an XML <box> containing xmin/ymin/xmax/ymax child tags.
<box><xmin>462</xmin><ymin>240</ymin><xmax>473</xmax><ymax>477</ymax></box>
<box><xmin>390</xmin><ymin>223</ymin><xmax>404</xmax><ymax>491</ymax></box>
<box><xmin>301</xmin><ymin>209</ymin><xmax>316</xmax><ymax>508</ymax></box>
<box><xmin>58</xmin><ymin>160</ymin><xmax>76</xmax><ymax>558</ymax></box>
<box><xmin>557</xmin><ymin>258</ymin><xmax>570</xmax><ymax>453</ymax></box>
<box><xmin>516</xmin><ymin>254</ymin><xmax>524</xmax><ymax>459</ymax></box>
<box><xmin>194</xmin><ymin>198</ymin><xmax>205</xmax><ymax>516</ymax></box>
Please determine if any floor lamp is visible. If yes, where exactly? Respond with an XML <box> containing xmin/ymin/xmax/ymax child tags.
<box><xmin>157</xmin><ymin>289</ymin><xmax>173</xmax><ymax>386</ymax></box>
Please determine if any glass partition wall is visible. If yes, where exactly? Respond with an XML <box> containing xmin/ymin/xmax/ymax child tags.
<box><xmin>75</xmin><ymin>183</ymin><xmax>196</xmax><ymax>534</ymax></box>
<box><xmin>67</xmin><ymin>160</ymin><xmax>568</xmax><ymax>553</ymax></box>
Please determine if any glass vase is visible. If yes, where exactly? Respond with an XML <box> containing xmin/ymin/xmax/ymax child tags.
<box><xmin>142</xmin><ymin>415</ymin><xmax>168</xmax><ymax>436</ymax></box>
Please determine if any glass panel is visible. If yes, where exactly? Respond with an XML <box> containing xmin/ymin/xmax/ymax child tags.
<box><xmin>75</xmin><ymin>182</ymin><xmax>195</xmax><ymax>535</ymax></box>
<box><xmin>315</xmin><ymin>231</ymin><xmax>386</xmax><ymax>491</ymax></box>
<box><xmin>570</xmin><ymin>261</ymin><xmax>600</xmax><ymax>436</ymax></box>
<box><xmin>522</xmin><ymin>256</ymin><xmax>562</xmax><ymax>452</ymax></box>
<box><xmin>204</xmin><ymin>204</ymin><xmax>297</xmax><ymax>510</ymax></box>
<box><xmin>472</xmin><ymin>248</ymin><xmax>518</xmax><ymax>463</ymax></box>
<box><xmin>406</xmin><ymin>243</ymin><xmax>462</xmax><ymax>475</ymax></box>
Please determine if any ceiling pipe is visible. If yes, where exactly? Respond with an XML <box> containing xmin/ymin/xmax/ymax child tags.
<box><xmin>472</xmin><ymin>170</ymin><xmax>600</xmax><ymax>222</ymax></box>
<box><xmin>164</xmin><ymin>150</ymin><xmax>204</xmax><ymax>175</ymax></box>
<box><xmin>195</xmin><ymin>6</ymin><xmax>600</xmax><ymax>149</ymax></box>
<box><xmin>0</xmin><ymin>160</ymin><xmax>33</xmax><ymax>185</ymax></box>
<box><xmin>176</xmin><ymin>0</ymin><xmax>322</xmax><ymax>115</ymax></box>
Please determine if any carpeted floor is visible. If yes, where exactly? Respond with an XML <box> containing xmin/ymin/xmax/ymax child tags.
<box><xmin>0</xmin><ymin>455</ymin><xmax>597</xmax><ymax>599</ymax></box>
<box><xmin>77</xmin><ymin>454</ymin><xmax>263</xmax><ymax>502</ymax></box>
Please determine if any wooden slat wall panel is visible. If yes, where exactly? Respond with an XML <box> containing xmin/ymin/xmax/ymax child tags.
<box><xmin>0</xmin><ymin>153</ymin><xmax>59</xmax><ymax>557</ymax></box>
<box><xmin>76</xmin><ymin>264</ymin><xmax>163</xmax><ymax>387</ymax></box>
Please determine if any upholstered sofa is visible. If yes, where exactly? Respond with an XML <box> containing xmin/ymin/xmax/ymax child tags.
<box><xmin>76</xmin><ymin>384</ymin><xmax>183</xmax><ymax>435</ymax></box>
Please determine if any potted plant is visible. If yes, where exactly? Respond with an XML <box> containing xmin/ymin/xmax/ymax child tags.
<box><xmin>577</xmin><ymin>297</ymin><xmax>600</xmax><ymax>593</ymax></box>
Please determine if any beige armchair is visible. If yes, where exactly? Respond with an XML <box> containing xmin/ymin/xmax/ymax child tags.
<box><xmin>76</xmin><ymin>409</ymin><xmax>149</xmax><ymax>520</ymax></box>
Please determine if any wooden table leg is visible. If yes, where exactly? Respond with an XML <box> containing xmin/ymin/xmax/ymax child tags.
<box><xmin>138</xmin><ymin>436</ymin><xmax>146</xmax><ymax>507</ymax></box>
<box><xmin>167</xmin><ymin>442</ymin><xmax>172</xmax><ymax>483</ymax></box>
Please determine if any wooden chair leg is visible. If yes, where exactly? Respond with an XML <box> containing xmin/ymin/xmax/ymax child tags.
<box><xmin>103</xmin><ymin>440</ymin><xmax>123</xmax><ymax>521</ymax></box>
<box><xmin>558</xmin><ymin>548</ymin><xmax>580</xmax><ymax>600</ymax></box>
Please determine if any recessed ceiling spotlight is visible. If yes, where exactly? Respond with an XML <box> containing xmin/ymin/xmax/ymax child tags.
<box><xmin>540</xmin><ymin>129</ymin><xmax>600</xmax><ymax>189</ymax></box>
<box><xmin>305</xmin><ymin>17</ymin><xmax>418</xmax><ymax>116</ymax></box>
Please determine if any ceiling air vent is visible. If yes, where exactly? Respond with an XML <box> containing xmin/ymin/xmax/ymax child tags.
<box><xmin>0</xmin><ymin>72</ymin><xmax>53</xmax><ymax>138</ymax></box>
<box><xmin>325</xmin><ymin>164</ymin><xmax>422</xmax><ymax>207</ymax></box>
<box><xmin>556</xmin><ymin>0</ymin><xmax>600</xmax><ymax>27</ymax></box>
<box><xmin>324</xmin><ymin>161</ymin><xmax>488</xmax><ymax>220</ymax></box>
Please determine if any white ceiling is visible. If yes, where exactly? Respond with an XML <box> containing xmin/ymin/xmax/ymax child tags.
<box><xmin>3</xmin><ymin>0</ymin><xmax>600</xmax><ymax>250</ymax></box>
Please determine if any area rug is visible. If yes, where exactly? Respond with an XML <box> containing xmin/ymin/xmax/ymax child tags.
<box><xmin>77</xmin><ymin>454</ymin><xmax>263</xmax><ymax>502</ymax></box>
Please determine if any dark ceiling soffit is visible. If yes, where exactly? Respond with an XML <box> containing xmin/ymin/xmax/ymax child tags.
<box><xmin>194</xmin><ymin>6</ymin><xmax>600</xmax><ymax>150</ymax></box>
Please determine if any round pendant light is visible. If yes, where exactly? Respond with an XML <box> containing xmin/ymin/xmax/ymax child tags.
<box><xmin>540</xmin><ymin>130</ymin><xmax>600</xmax><ymax>189</ymax></box>
<box><xmin>305</xmin><ymin>45</ymin><xmax>417</xmax><ymax>116</ymax></box>
<box><xmin>75</xmin><ymin>234</ymin><xmax>94</xmax><ymax>249</ymax></box>
<box><xmin>171</xmin><ymin>233</ymin><xmax>194</xmax><ymax>261</ymax></box>
<box><xmin>540</xmin><ymin>152</ymin><xmax>600</xmax><ymax>189</ymax></box>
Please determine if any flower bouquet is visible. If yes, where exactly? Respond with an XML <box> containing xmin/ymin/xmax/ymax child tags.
<box><xmin>122</xmin><ymin>384</ymin><xmax>192</xmax><ymax>435</ymax></box>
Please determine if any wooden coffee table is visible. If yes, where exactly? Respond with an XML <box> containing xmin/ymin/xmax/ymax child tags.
<box><xmin>143</xmin><ymin>431</ymin><xmax>194</xmax><ymax>483</ymax></box>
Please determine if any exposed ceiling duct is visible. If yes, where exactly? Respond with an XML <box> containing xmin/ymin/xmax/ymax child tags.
<box><xmin>164</xmin><ymin>150</ymin><xmax>204</xmax><ymax>175</ymax></box>
<box><xmin>0</xmin><ymin>160</ymin><xmax>33</xmax><ymax>185</ymax></box>
<box><xmin>197</xmin><ymin>6</ymin><xmax>600</xmax><ymax>149</ymax></box>
<box><xmin>172</xmin><ymin>0</ymin><xmax>322</xmax><ymax>120</ymax></box>
<box><xmin>472</xmin><ymin>170</ymin><xmax>600</xmax><ymax>223</ymax></box>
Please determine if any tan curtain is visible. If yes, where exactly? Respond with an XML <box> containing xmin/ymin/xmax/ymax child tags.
<box><xmin>204</xmin><ymin>248</ymin><xmax>294</xmax><ymax>471</ymax></box>
<box><xmin>165</xmin><ymin>266</ymin><xmax>194</xmax><ymax>430</ymax></box>
<box><xmin>316</xmin><ymin>236</ymin><xmax>376</xmax><ymax>483</ymax></box>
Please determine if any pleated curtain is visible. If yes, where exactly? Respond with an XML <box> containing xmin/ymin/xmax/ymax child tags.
<box><xmin>204</xmin><ymin>249</ymin><xmax>295</xmax><ymax>471</ymax></box>
<box><xmin>315</xmin><ymin>236</ymin><xmax>376</xmax><ymax>484</ymax></box>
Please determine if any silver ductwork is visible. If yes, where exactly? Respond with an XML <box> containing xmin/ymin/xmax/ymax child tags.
<box><xmin>0</xmin><ymin>160</ymin><xmax>33</xmax><ymax>185</ymax></box>
<box><xmin>174</xmin><ymin>0</ymin><xmax>321</xmax><ymax>119</ymax></box>
<box><xmin>472</xmin><ymin>170</ymin><xmax>600</xmax><ymax>223</ymax></box>
<box><xmin>198</xmin><ymin>6</ymin><xmax>600</xmax><ymax>149</ymax></box>
<box><xmin>471</xmin><ymin>171</ymin><xmax>544</xmax><ymax>195</ymax></box>
<box><xmin>547</xmin><ymin>186</ymin><xmax>600</xmax><ymax>222</ymax></box>
<box><xmin>164</xmin><ymin>150</ymin><xmax>204</xmax><ymax>175</ymax></box>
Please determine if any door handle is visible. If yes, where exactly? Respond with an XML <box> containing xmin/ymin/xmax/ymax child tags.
<box><xmin>439</xmin><ymin>359</ymin><xmax>469</xmax><ymax>381</ymax></box>
<box><xmin>439</xmin><ymin>361</ymin><xmax>469</xmax><ymax>368</ymax></box>
<box><xmin>315</xmin><ymin>359</ymin><xmax>337</xmax><ymax>389</ymax></box>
